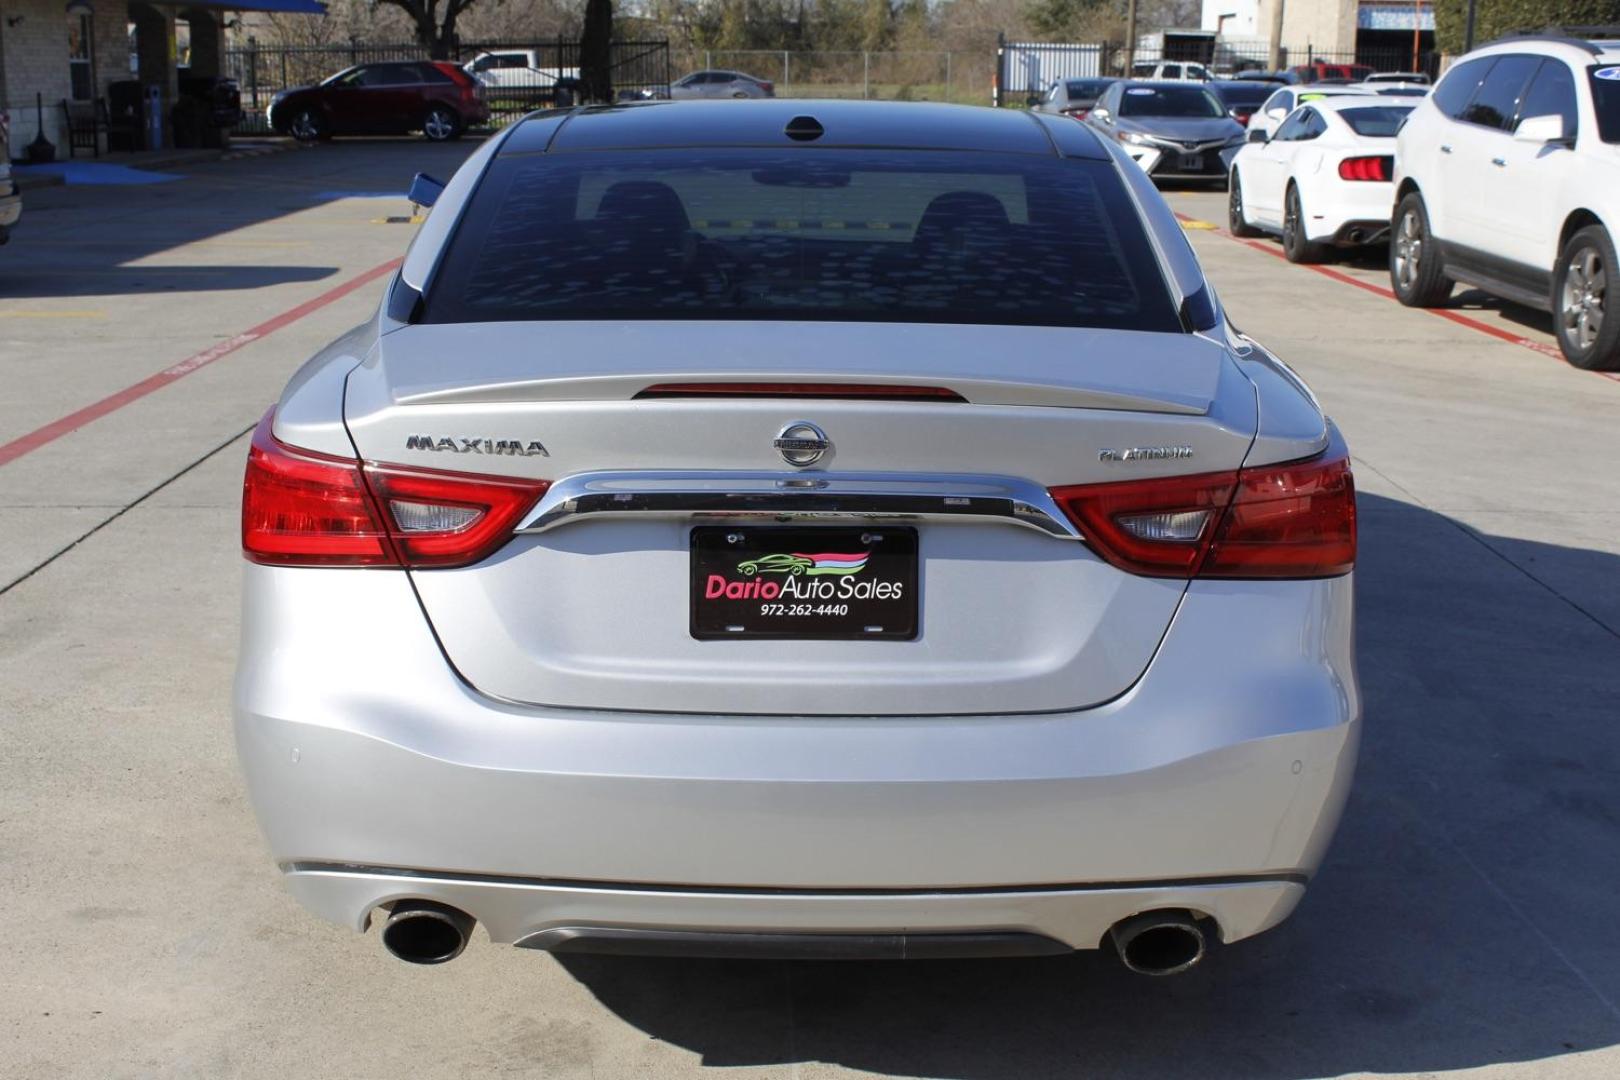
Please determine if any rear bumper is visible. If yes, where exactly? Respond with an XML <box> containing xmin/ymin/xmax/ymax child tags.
<box><xmin>1304</xmin><ymin>180</ymin><xmax>1396</xmax><ymax>244</ymax></box>
<box><xmin>235</xmin><ymin>566</ymin><xmax>1359</xmax><ymax>950</ymax></box>
<box><xmin>285</xmin><ymin>866</ymin><xmax>1305</xmax><ymax>953</ymax></box>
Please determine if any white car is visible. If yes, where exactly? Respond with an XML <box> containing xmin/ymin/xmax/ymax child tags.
<box><xmin>668</xmin><ymin>69</ymin><xmax>775</xmax><ymax>99</ymax></box>
<box><xmin>1229</xmin><ymin>95</ymin><xmax>1415</xmax><ymax>262</ymax></box>
<box><xmin>1390</xmin><ymin>33</ymin><xmax>1620</xmax><ymax>370</ymax></box>
<box><xmin>1131</xmin><ymin>60</ymin><xmax>1212</xmax><ymax>82</ymax></box>
<box><xmin>1363</xmin><ymin>71</ymin><xmax>1431</xmax><ymax>86</ymax></box>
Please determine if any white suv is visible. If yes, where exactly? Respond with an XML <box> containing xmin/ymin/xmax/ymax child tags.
<box><xmin>1390</xmin><ymin>34</ymin><xmax>1620</xmax><ymax>369</ymax></box>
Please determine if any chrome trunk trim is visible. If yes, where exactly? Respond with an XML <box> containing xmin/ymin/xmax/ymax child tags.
<box><xmin>513</xmin><ymin>471</ymin><xmax>1083</xmax><ymax>539</ymax></box>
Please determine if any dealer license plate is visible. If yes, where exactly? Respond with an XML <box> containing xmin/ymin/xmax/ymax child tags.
<box><xmin>690</xmin><ymin>526</ymin><xmax>918</xmax><ymax>640</ymax></box>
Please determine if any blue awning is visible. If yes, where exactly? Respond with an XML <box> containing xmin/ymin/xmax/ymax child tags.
<box><xmin>175</xmin><ymin>0</ymin><xmax>327</xmax><ymax>13</ymax></box>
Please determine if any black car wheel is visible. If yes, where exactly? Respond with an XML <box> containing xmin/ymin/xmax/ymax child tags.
<box><xmin>1389</xmin><ymin>191</ymin><xmax>1452</xmax><ymax>307</ymax></box>
<box><xmin>423</xmin><ymin>106</ymin><xmax>462</xmax><ymax>142</ymax></box>
<box><xmin>1228</xmin><ymin>171</ymin><xmax>1262</xmax><ymax>238</ymax></box>
<box><xmin>1554</xmin><ymin>225</ymin><xmax>1620</xmax><ymax>370</ymax></box>
<box><xmin>1281</xmin><ymin>185</ymin><xmax>1326</xmax><ymax>264</ymax></box>
<box><xmin>288</xmin><ymin>108</ymin><xmax>327</xmax><ymax>143</ymax></box>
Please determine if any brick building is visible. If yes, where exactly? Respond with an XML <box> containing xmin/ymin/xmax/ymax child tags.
<box><xmin>0</xmin><ymin>0</ymin><xmax>320</xmax><ymax>157</ymax></box>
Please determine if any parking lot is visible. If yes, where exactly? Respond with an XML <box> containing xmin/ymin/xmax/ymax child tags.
<box><xmin>3</xmin><ymin>141</ymin><xmax>1619</xmax><ymax>1079</ymax></box>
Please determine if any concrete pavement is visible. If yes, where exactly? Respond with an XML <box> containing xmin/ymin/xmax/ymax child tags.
<box><xmin>2</xmin><ymin>149</ymin><xmax>1619</xmax><ymax>1079</ymax></box>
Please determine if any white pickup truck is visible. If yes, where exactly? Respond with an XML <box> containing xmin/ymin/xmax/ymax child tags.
<box><xmin>463</xmin><ymin>51</ymin><xmax>579</xmax><ymax>97</ymax></box>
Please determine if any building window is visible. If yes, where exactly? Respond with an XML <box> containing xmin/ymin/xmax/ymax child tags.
<box><xmin>68</xmin><ymin>8</ymin><xmax>96</xmax><ymax>101</ymax></box>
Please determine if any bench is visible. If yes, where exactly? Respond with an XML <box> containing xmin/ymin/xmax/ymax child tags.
<box><xmin>60</xmin><ymin>98</ymin><xmax>108</xmax><ymax>158</ymax></box>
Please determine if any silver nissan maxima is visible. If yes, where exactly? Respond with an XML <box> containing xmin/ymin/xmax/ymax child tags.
<box><xmin>235</xmin><ymin>100</ymin><xmax>1359</xmax><ymax>975</ymax></box>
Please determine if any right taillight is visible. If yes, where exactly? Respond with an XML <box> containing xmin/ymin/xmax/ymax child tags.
<box><xmin>1051</xmin><ymin>441</ymin><xmax>1355</xmax><ymax>580</ymax></box>
<box><xmin>242</xmin><ymin>410</ymin><xmax>549</xmax><ymax>569</ymax></box>
<box><xmin>1337</xmin><ymin>155</ymin><xmax>1392</xmax><ymax>182</ymax></box>
<box><xmin>1201</xmin><ymin>449</ymin><xmax>1356</xmax><ymax>578</ymax></box>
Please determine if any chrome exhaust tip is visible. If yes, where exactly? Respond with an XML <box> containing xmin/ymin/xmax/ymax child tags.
<box><xmin>1108</xmin><ymin>910</ymin><xmax>1207</xmax><ymax>976</ymax></box>
<box><xmin>380</xmin><ymin>900</ymin><xmax>474</xmax><ymax>965</ymax></box>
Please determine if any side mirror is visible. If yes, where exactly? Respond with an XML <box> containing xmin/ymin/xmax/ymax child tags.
<box><xmin>407</xmin><ymin>172</ymin><xmax>446</xmax><ymax>209</ymax></box>
<box><xmin>1248</xmin><ymin>128</ymin><xmax>1269</xmax><ymax>144</ymax></box>
<box><xmin>1026</xmin><ymin>94</ymin><xmax>1042</xmax><ymax>108</ymax></box>
<box><xmin>1513</xmin><ymin>113</ymin><xmax>1567</xmax><ymax>144</ymax></box>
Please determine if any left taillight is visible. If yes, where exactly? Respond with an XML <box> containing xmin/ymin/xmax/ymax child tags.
<box><xmin>1050</xmin><ymin>439</ymin><xmax>1356</xmax><ymax>580</ymax></box>
<box><xmin>242</xmin><ymin>411</ymin><xmax>548</xmax><ymax>569</ymax></box>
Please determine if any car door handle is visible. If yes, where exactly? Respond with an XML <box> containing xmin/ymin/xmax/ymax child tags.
<box><xmin>1491</xmin><ymin>157</ymin><xmax>1506</xmax><ymax>167</ymax></box>
<box><xmin>1440</xmin><ymin>144</ymin><xmax>1452</xmax><ymax>154</ymax></box>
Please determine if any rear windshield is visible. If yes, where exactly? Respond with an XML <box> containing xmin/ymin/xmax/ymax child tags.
<box><xmin>1339</xmin><ymin>106</ymin><xmax>1413</xmax><ymax>136</ymax></box>
<box><xmin>1118</xmin><ymin>86</ymin><xmax>1226</xmax><ymax>118</ymax></box>
<box><xmin>423</xmin><ymin>149</ymin><xmax>1183</xmax><ymax>332</ymax></box>
<box><xmin>1590</xmin><ymin>65</ymin><xmax>1620</xmax><ymax>142</ymax></box>
<box><xmin>1213</xmin><ymin>83</ymin><xmax>1273</xmax><ymax>107</ymax></box>
<box><xmin>1064</xmin><ymin>79</ymin><xmax>1112</xmax><ymax>99</ymax></box>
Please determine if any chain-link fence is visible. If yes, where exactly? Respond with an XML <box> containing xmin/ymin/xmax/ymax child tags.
<box><xmin>224</xmin><ymin>38</ymin><xmax>672</xmax><ymax>134</ymax></box>
<box><xmin>673</xmin><ymin>50</ymin><xmax>995</xmax><ymax>105</ymax></box>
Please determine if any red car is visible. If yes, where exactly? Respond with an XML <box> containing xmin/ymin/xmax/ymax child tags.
<box><xmin>268</xmin><ymin>61</ymin><xmax>488</xmax><ymax>143</ymax></box>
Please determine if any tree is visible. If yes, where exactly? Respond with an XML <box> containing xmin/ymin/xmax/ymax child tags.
<box><xmin>375</xmin><ymin>0</ymin><xmax>484</xmax><ymax>57</ymax></box>
<box><xmin>1433</xmin><ymin>0</ymin><xmax>1620</xmax><ymax>53</ymax></box>
<box><xmin>579</xmin><ymin>0</ymin><xmax>613</xmax><ymax>101</ymax></box>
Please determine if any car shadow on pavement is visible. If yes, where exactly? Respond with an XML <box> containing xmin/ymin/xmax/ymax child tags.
<box><xmin>0</xmin><ymin>264</ymin><xmax>339</xmax><ymax>298</ymax></box>
<box><xmin>0</xmin><ymin>140</ymin><xmax>474</xmax><ymax>300</ymax></box>
<box><xmin>553</xmin><ymin>492</ymin><xmax>1620</xmax><ymax>1078</ymax></box>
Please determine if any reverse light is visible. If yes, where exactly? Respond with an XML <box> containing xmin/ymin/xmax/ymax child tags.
<box><xmin>1337</xmin><ymin>155</ymin><xmax>1392</xmax><ymax>182</ymax></box>
<box><xmin>1050</xmin><ymin>438</ymin><xmax>1356</xmax><ymax>579</ymax></box>
<box><xmin>242</xmin><ymin>411</ymin><xmax>549</xmax><ymax>569</ymax></box>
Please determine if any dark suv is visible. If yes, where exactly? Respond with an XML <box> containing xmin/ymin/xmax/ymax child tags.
<box><xmin>268</xmin><ymin>61</ymin><xmax>488</xmax><ymax>142</ymax></box>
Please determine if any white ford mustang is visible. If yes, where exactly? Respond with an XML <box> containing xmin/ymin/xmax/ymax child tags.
<box><xmin>1229</xmin><ymin>95</ymin><xmax>1415</xmax><ymax>262</ymax></box>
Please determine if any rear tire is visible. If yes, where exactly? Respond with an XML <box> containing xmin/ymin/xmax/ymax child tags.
<box><xmin>1228</xmin><ymin>171</ymin><xmax>1262</xmax><ymax>238</ymax></box>
<box><xmin>1553</xmin><ymin>225</ymin><xmax>1620</xmax><ymax>370</ymax></box>
<box><xmin>1281</xmin><ymin>185</ymin><xmax>1327</xmax><ymax>264</ymax></box>
<box><xmin>422</xmin><ymin>105</ymin><xmax>462</xmax><ymax>142</ymax></box>
<box><xmin>1389</xmin><ymin>191</ymin><xmax>1453</xmax><ymax>307</ymax></box>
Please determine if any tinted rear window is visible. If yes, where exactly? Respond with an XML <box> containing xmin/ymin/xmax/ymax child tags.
<box><xmin>1065</xmin><ymin>79</ymin><xmax>1112</xmax><ymax>98</ymax></box>
<box><xmin>1590</xmin><ymin>65</ymin><xmax>1620</xmax><ymax>142</ymax></box>
<box><xmin>1118</xmin><ymin>86</ymin><xmax>1226</xmax><ymax>118</ymax></box>
<box><xmin>423</xmin><ymin>149</ymin><xmax>1182</xmax><ymax>332</ymax></box>
<box><xmin>1339</xmin><ymin>106</ymin><xmax>1413</xmax><ymax>135</ymax></box>
<box><xmin>1213</xmin><ymin>83</ymin><xmax>1273</xmax><ymax>107</ymax></box>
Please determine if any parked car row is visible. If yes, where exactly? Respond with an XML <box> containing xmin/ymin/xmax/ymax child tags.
<box><xmin>1222</xmin><ymin>31</ymin><xmax>1620</xmax><ymax>371</ymax></box>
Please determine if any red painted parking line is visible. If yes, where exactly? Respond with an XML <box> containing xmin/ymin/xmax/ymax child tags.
<box><xmin>0</xmin><ymin>258</ymin><xmax>403</xmax><ymax>469</ymax></box>
<box><xmin>1176</xmin><ymin>212</ymin><xmax>1620</xmax><ymax>383</ymax></box>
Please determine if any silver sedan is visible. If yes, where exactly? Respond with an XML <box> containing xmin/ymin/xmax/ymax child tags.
<box><xmin>668</xmin><ymin>69</ymin><xmax>774</xmax><ymax>99</ymax></box>
<box><xmin>235</xmin><ymin>100</ymin><xmax>1360</xmax><ymax>975</ymax></box>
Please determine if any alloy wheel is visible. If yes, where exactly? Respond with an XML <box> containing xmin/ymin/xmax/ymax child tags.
<box><xmin>1561</xmin><ymin>247</ymin><xmax>1607</xmax><ymax>352</ymax></box>
<box><xmin>1393</xmin><ymin>208</ymin><xmax>1422</xmax><ymax>291</ymax></box>
<box><xmin>291</xmin><ymin>111</ymin><xmax>320</xmax><ymax>141</ymax></box>
<box><xmin>424</xmin><ymin>109</ymin><xmax>456</xmax><ymax>141</ymax></box>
